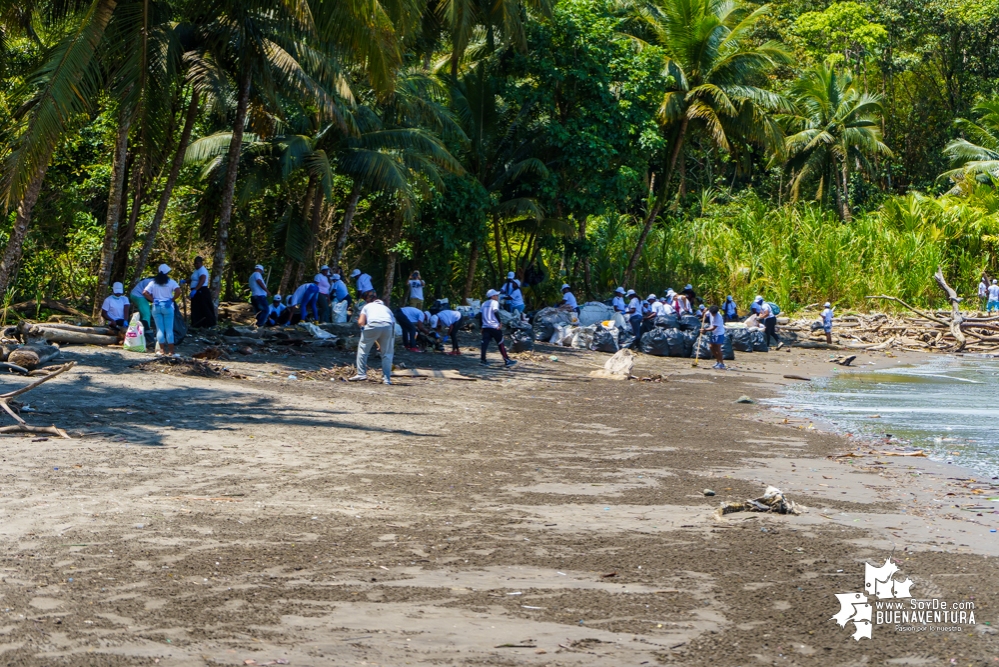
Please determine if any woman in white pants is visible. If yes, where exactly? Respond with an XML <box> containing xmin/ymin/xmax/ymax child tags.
<box><xmin>349</xmin><ymin>292</ymin><xmax>395</xmax><ymax>385</ymax></box>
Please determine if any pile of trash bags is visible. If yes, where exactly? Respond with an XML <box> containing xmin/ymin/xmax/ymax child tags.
<box><xmin>532</xmin><ymin>307</ymin><xmax>576</xmax><ymax>341</ymax></box>
<box><xmin>728</xmin><ymin>326</ymin><xmax>769</xmax><ymax>352</ymax></box>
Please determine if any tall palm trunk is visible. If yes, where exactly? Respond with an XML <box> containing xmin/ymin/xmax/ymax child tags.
<box><xmin>211</xmin><ymin>65</ymin><xmax>252</xmax><ymax>300</ymax></box>
<box><xmin>332</xmin><ymin>185</ymin><xmax>361</xmax><ymax>270</ymax></box>
<box><xmin>294</xmin><ymin>177</ymin><xmax>318</xmax><ymax>286</ymax></box>
<box><xmin>492</xmin><ymin>213</ymin><xmax>505</xmax><ymax>279</ymax></box>
<box><xmin>133</xmin><ymin>90</ymin><xmax>199</xmax><ymax>283</ymax></box>
<box><xmin>94</xmin><ymin>113</ymin><xmax>132</xmax><ymax>317</ymax></box>
<box><xmin>382</xmin><ymin>213</ymin><xmax>404</xmax><ymax>305</ymax></box>
<box><xmin>840</xmin><ymin>155</ymin><xmax>852</xmax><ymax>221</ymax></box>
<box><xmin>0</xmin><ymin>158</ymin><xmax>52</xmax><ymax>298</ymax></box>
<box><xmin>462</xmin><ymin>239</ymin><xmax>479</xmax><ymax>301</ymax></box>
<box><xmin>624</xmin><ymin>116</ymin><xmax>688</xmax><ymax>286</ymax></box>
<box><xmin>278</xmin><ymin>260</ymin><xmax>295</xmax><ymax>297</ymax></box>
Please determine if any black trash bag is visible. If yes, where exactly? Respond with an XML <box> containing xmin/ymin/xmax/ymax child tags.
<box><xmin>640</xmin><ymin>327</ymin><xmax>672</xmax><ymax>356</ymax></box>
<box><xmin>655</xmin><ymin>314</ymin><xmax>679</xmax><ymax>329</ymax></box>
<box><xmin>691</xmin><ymin>331</ymin><xmax>735</xmax><ymax>360</ymax></box>
<box><xmin>591</xmin><ymin>325</ymin><xmax>619</xmax><ymax>353</ymax></box>
<box><xmin>173</xmin><ymin>304</ymin><xmax>188</xmax><ymax>345</ymax></box>
<box><xmin>729</xmin><ymin>328</ymin><xmax>754</xmax><ymax>353</ymax></box>
<box><xmin>678</xmin><ymin>314</ymin><xmax>702</xmax><ymax>331</ymax></box>
<box><xmin>751</xmin><ymin>329</ymin><xmax>769</xmax><ymax>352</ymax></box>
<box><xmin>618</xmin><ymin>329</ymin><xmax>636</xmax><ymax>350</ymax></box>
<box><xmin>666</xmin><ymin>328</ymin><xmax>689</xmax><ymax>357</ymax></box>
<box><xmin>511</xmin><ymin>330</ymin><xmax>534</xmax><ymax>353</ymax></box>
<box><xmin>532</xmin><ymin>307</ymin><xmax>573</xmax><ymax>341</ymax></box>
<box><xmin>682</xmin><ymin>329</ymin><xmax>699</xmax><ymax>357</ymax></box>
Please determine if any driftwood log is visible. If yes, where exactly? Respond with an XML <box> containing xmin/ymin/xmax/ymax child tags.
<box><xmin>0</xmin><ymin>361</ymin><xmax>76</xmax><ymax>438</ymax></box>
<box><xmin>17</xmin><ymin>321</ymin><xmax>118</xmax><ymax>346</ymax></box>
<box><xmin>9</xmin><ymin>299</ymin><xmax>88</xmax><ymax>318</ymax></box>
<box><xmin>934</xmin><ymin>268</ymin><xmax>966</xmax><ymax>350</ymax></box>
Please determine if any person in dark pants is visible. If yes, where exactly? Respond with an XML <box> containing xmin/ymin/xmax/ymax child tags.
<box><xmin>432</xmin><ymin>308</ymin><xmax>464</xmax><ymax>355</ymax></box>
<box><xmin>626</xmin><ymin>289</ymin><xmax>643</xmax><ymax>349</ymax></box>
<box><xmin>480</xmin><ymin>290</ymin><xmax>516</xmax><ymax>367</ymax></box>
<box><xmin>249</xmin><ymin>264</ymin><xmax>270</xmax><ymax>325</ymax></box>
<box><xmin>189</xmin><ymin>256</ymin><xmax>216</xmax><ymax>328</ymax></box>
<box><xmin>759</xmin><ymin>300</ymin><xmax>781</xmax><ymax>348</ymax></box>
<box><xmin>265</xmin><ymin>295</ymin><xmax>291</xmax><ymax>326</ymax></box>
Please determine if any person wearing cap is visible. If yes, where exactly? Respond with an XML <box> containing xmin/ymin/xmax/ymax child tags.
<box><xmin>988</xmin><ymin>279</ymin><xmax>999</xmax><ymax>313</ymax></box>
<box><xmin>750</xmin><ymin>295</ymin><xmax>764</xmax><ymax>316</ymax></box>
<box><xmin>611</xmin><ymin>287</ymin><xmax>626</xmax><ymax>314</ymax></box>
<box><xmin>350</xmin><ymin>269</ymin><xmax>374</xmax><ymax>298</ymax></box>
<box><xmin>406</xmin><ymin>270</ymin><xmax>426</xmax><ymax>310</ymax></box>
<box><xmin>249</xmin><ymin>264</ymin><xmax>270</xmax><ymax>324</ymax></box>
<box><xmin>723</xmin><ymin>296</ymin><xmax>738</xmax><ymax>322</ymax></box>
<box><xmin>682</xmin><ymin>283</ymin><xmax>698</xmax><ymax>308</ymax></box>
<box><xmin>330</xmin><ymin>271</ymin><xmax>350</xmax><ymax>316</ymax></box>
<box><xmin>130</xmin><ymin>276</ymin><xmax>155</xmax><ymax>329</ymax></box>
<box><xmin>265</xmin><ymin>295</ymin><xmax>290</xmax><ymax>326</ymax></box>
<box><xmin>757</xmin><ymin>298</ymin><xmax>781</xmax><ymax>348</ymax></box>
<box><xmin>189</xmin><ymin>256</ymin><xmax>216</xmax><ymax>328</ymax></box>
<box><xmin>394</xmin><ymin>304</ymin><xmax>429</xmax><ymax>352</ymax></box>
<box><xmin>481</xmin><ymin>289</ymin><xmax>516</xmax><ymax>367</ymax></box>
<box><xmin>431</xmin><ymin>307</ymin><xmax>465</xmax><ymax>355</ymax></box>
<box><xmin>648</xmin><ymin>294</ymin><xmax>666</xmax><ymax>319</ymax></box>
<box><xmin>701</xmin><ymin>304</ymin><xmax>727</xmax><ymax>370</ymax></box>
<box><xmin>558</xmin><ymin>284</ymin><xmax>578</xmax><ymax>311</ymax></box>
<box><xmin>349</xmin><ymin>291</ymin><xmax>396</xmax><ymax>385</ymax></box>
<box><xmin>979</xmin><ymin>274</ymin><xmax>990</xmax><ymax>311</ymax></box>
<box><xmin>820</xmin><ymin>302</ymin><xmax>834</xmax><ymax>344</ymax></box>
<box><xmin>626</xmin><ymin>289</ymin><xmax>643</xmax><ymax>348</ymax></box>
<box><xmin>143</xmin><ymin>264</ymin><xmax>181</xmax><ymax>356</ymax></box>
<box><xmin>500</xmin><ymin>272</ymin><xmax>525</xmax><ymax>315</ymax></box>
<box><xmin>314</xmin><ymin>265</ymin><xmax>332</xmax><ymax>323</ymax></box>
<box><xmin>288</xmin><ymin>280</ymin><xmax>320</xmax><ymax>323</ymax></box>
<box><xmin>101</xmin><ymin>282</ymin><xmax>130</xmax><ymax>333</ymax></box>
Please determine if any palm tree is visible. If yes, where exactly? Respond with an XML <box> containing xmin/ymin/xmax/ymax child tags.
<box><xmin>440</xmin><ymin>0</ymin><xmax>553</xmax><ymax>76</ymax></box>
<box><xmin>940</xmin><ymin>99</ymin><xmax>999</xmax><ymax>188</ymax></box>
<box><xmin>617</xmin><ymin>0</ymin><xmax>791</xmax><ymax>285</ymax></box>
<box><xmin>782</xmin><ymin>62</ymin><xmax>891</xmax><ymax>220</ymax></box>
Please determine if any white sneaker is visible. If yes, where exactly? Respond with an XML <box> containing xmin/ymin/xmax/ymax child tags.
<box><xmin>347</xmin><ymin>375</ymin><xmax>367</xmax><ymax>382</ymax></box>
<box><xmin>383</xmin><ymin>378</ymin><xmax>392</xmax><ymax>386</ymax></box>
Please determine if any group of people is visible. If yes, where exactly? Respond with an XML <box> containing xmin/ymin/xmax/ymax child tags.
<box><xmin>979</xmin><ymin>274</ymin><xmax>999</xmax><ymax>313</ymax></box>
<box><xmin>251</xmin><ymin>265</ymin><xmax>375</xmax><ymax>327</ymax></box>
<box><xmin>99</xmin><ymin>263</ymin><xmax>187</xmax><ymax>356</ymax></box>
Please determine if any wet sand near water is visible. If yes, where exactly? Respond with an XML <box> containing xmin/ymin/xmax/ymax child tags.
<box><xmin>0</xmin><ymin>340</ymin><xmax>995</xmax><ymax>666</ymax></box>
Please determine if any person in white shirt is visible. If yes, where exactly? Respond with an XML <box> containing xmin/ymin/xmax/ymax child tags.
<box><xmin>611</xmin><ymin>287</ymin><xmax>626</xmax><ymax>314</ymax></box>
<box><xmin>265</xmin><ymin>295</ymin><xmax>290</xmax><ymax>326</ymax></box>
<box><xmin>559</xmin><ymin>284</ymin><xmax>578</xmax><ymax>311</ymax></box>
<box><xmin>142</xmin><ymin>264</ymin><xmax>181</xmax><ymax>356</ymax></box>
<box><xmin>701</xmin><ymin>305</ymin><xmax>727</xmax><ymax>369</ymax></box>
<box><xmin>189</xmin><ymin>256</ymin><xmax>216</xmax><ymax>328</ymax></box>
<box><xmin>980</xmin><ymin>275</ymin><xmax>990</xmax><ymax>311</ymax></box>
<box><xmin>314</xmin><ymin>265</ymin><xmax>332</xmax><ymax>323</ymax></box>
<box><xmin>500</xmin><ymin>272</ymin><xmax>525</xmax><ymax>315</ymax></box>
<box><xmin>480</xmin><ymin>289</ymin><xmax>516</xmax><ymax>367</ymax></box>
<box><xmin>349</xmin><ymin>292</ymin><xmax>396</xmax><ymax>385</ymax></box>
<box><xmin>431</xmin><ymin>308</ymin><xmax>464</xmax><ymax>355</ymax></box>
<box><xmin>248</xmin><ymin>264</ymin><xmax>270</xmax><ymax>325</ymax></box>
<box><xmin>626</xmin><ymin>289</ymin><xmax>643</xmax><ymax>348</ymax></box>
<box><xmin>821</xmin><ymin>301</ymin><xmax>834</xmax><ymax>344</ymax></box>
<box><xmin>407</xmin><ymin>271</ymin><xmax>426</xmax><ymax>310</ymax></box>
<box><xmin>659</xmin><ymin>295</ymin><xmax>676</xmax><ymax>315</ymax></box>
<box><xmin>394</xmin><ymin>305</ymin><xmax>430</xmax><ymax>352</ymax></box>
<box><xmin>130</xmin><ymin>277</ymin><xmax>154</xmax><ymax>328</ymax></box>
<box><xmin>101</xmin><ymin>282</ymin><xmax>130</xmax><ymax>332</ymax></box>
<box><xmin>649</xmin><ymin>294</ymin><xmax>666</xmax><ymax>319</ymax></box>
<box><xmin>350</xmin><ymin>268</ymin><xmax>374</xmax><ymax>297</ymax></box>
<box><xmin>758</xmin><ymin>299</ymin><xmax>780</xmax><ymax>347</ymax></box>
<box><xmin>988</xmin><ymin>280</ymin><xmax>999</xmax><ymax>313</ymax></box>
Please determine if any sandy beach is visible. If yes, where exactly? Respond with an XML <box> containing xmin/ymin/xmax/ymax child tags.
<box><xmin>0</xmin><ymin>337</ymin><xmax>995</xmax><ymax>666</ymax></box>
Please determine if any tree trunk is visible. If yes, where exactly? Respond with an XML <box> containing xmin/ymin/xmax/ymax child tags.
<box><xmin>492</xmin><ymin>214</ymin><xmax>505</xmax><ymax>279</ymax></box>
<box><xmin>840</xmin><ymin>155</ymin><xmax>852</xmax><ymax>221</ymax></box>
<box><xmin>211</xmin><ymin>65</ymin><xmax>252</xmax><ymax>300</ymax></box>
<box><xmin>623</xmin><ymin>116</ymin><xmax>688</xmax><ymax>286</ymax></box>
<box><xmin>304</xmin><ymin>175</ymin><xmax>322</xmax><ymax>272</ymax></box>
<box><xmin>94</xmin><ymin>113</ymin><xmax>132</xmax><ymax>317</ymax></box>
<box><xmin>382</xmin><ymin>213</ymin><xmax>404</xmax><ymax>305</ymax></box>
<box><xmin>132</xmin><ymin>90</ymin><xmax>199</xmax><ymax>283</ymax></box>
<box><xmin>295</xmin><ymin>176</ymin><xmax>318</xmax><ymax>286</ymax></box>
<box><xmin>462</xmin><ymin>239</ymin><xmax>479</xmax><ymax>301</ymax></box>
<box><xmin>332</xmin><ymin>185</ymin><xmax>361</xmax><ymax>270</ymax></box>
<box><xmin>112</xmin><ymin>156</ymin><xmax>144</xmax><ymax>284</ymax></box>
<box><xmin>0</xmin><ymin>159</ymin><xmax>52</xmax><ymax>298</ymax></box>
<box><xmin>278</xmin><ymin>260</ymin><xmax>295</xmax><ymax>297</ymax></box>
<box><xmin>580</xmin><ymin>215</ymin><xmax>593</xmax><ymax>299</ymax></box>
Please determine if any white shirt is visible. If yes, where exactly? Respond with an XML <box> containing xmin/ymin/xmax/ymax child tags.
<box><xmin>989</xmin><ymin>285</ymin><xmax>999</xmax><ymax>301</ymax></box>
<box><xmin>249</xmin><ymin>270</ymin><xmax>268</xmax><ymax>296</ymax></box>
<box><xmin>759</xmin><ymin>303</ymin><xmax>773</xmax><ymax>319</ymax></box>
<box><xmin>408</xmin><ymin>280</ymin><xmax>424</xmax><ymax>301</ymax></box>
<box><xmin>359</xmin><ymin>300</ymin><xmax>394</xmax><ymax>329</ymax></box>
<box><xmin>102</xmin><ymin>295</ymin><xmax>129</xmax><ymax>320</ymax></box>
<box><xmin>400</xmin><ymin>306</ymin><xmax>424</xmax><ymax>323</ymax></box>
<box><xmin>562</xmin><ymin>291</ymin><xmax>577</xmax><ymax>308</ymax></box>
<box><xmin>627</xmin><ymin>297</ymin><xmax>642</xmax><ymax>315</ymax></box>
<box><xmin>314</xmin><ymin>273</ymin><xmax>331</xmax><ymax>295</ymax></box>
<box><xmin>131</xmin><ymin>278</ymin><xmax>153</xmax><ymax>299</ymax></box>
<box><xmin>979</xmin><ymin>281</ymin><xmax>988</xmax><ymax>297</ymax></box>
<box><xmin>821</xmin><ymin>307</ymin><xmax>833</xmax><ymax>327</ymax></box>
<box><xmin>500</xmin><ymin>279</ymin><xmax>521</xmax><ymax>295</ymax></box>
<box><xmin>706</xmin><ymin>312</ymin><xmax>725</xmax><ymax>335</ymax></box>
<box><xmin>355</xmin><ymin>273</ymin><xmax>374</xmax><ymax>293</ymax></box>
<box><xmin>143</xmin><ymin>279</ymin><xmax>179</xmax><ymax>302</ymax></box>
<box><xmin>651</xmin><ymin>301</ymin><xmax>666</xmax><ymax>317</ymax></box>
<box><xmin>612</xmin><ymin>296</ymin><xmax>625</xmax><ymax>312</ymax></box>
<box><xmin>435</xmin><ymin>310</ymin><xmax>461</xmax><ymax>327</ymax></box>
<box><xmin>661</xmin><ymin>301</ymin><xmax>675</xmax><ymax>315</ymax></box>
<box><xmin>268</xmin><ymin>303</ymin><xmax>286</xmax><ymax>318</ymax></box>
<box><xmin>481</xmin><ymin>299</ymin><xmax>501</xmax><ymax>329</ymax></box>
<box><xmin>190</xmin><ymin>266</ymin><xmax>209</xmax><ymax>290</ymax></box>
<box><xmin>506</xmin><ymin>286</ymin><xmax>524</xmax><ymax>307</ymax></box>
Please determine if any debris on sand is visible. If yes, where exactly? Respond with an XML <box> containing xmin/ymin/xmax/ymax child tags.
<box><xmin>588</xmin><ymin>348</ymin><xmax>634</xmax><ymax>380</ymax></box>
<box><xmin>715</xmin><ymin>486</ymin><xmax>801</xmax><ymax>517</ymax></box>
<box><xmin>132</xmin><ymin>356</ymin><xmax>246</xmax><ymax>379</ymax></box>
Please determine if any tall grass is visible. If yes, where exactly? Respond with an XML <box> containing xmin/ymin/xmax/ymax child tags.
<box><xmin>587</xmin><ymin>190</ymin><xmax>999</xmax><ymax>312</ymax></box>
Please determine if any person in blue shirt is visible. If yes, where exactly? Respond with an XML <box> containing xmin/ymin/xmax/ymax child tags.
<box><xmin>723</xmin><ymin>296</ymin><xmax>738</xmax><ymax>322</ymax></box>
<box><xmin>265</xmin><ymin>295</ymin><xmax>290</xmax><ymax>326</ymax></box>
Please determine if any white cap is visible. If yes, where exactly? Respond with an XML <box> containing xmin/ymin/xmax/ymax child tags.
<box><xmin>331</xmin><ymin>273</ymin><xmax>340</xmax><ymax>280</ymax></box>
<box><xmin>614</xmin><ymin>287</ymin><xmax>625</xmax><ymax>294</ymax></box>
<box><xmin>993</xmin><ymin>280</ymin><xmax>998</xmax><ymax>285</ymax></box>
<box><xmin>647</xmin><ymin>294</ymin><xmax>656</xmax><ymax>300</ymax></box>
<box><xmin>486</xmin><ymin>289</ymin><xmax>499</xmax><ymax>297</ymax></box>
<box><xmin>626</xmin><ymin>289</ymin><xmax>636</xmax><ymax>296</ymax></box>
<box><xmin>666</xmin><ymin>288</ymin><xmax>675</xmax><ymax>295</ymax></box>
<box><xmin>254</xmin><ymin>264</ymin><xmax>264</xmax><ymax>271</ymax></box>
<box><xmin>824</xmin><ymin>302</ymin><xmax>831</xmax><ymax>307</ymax></box>
<box><xmin>320</xmin><ymin>265</ymin><xmax>329</xmax><ymax>271</ymax></box>
<box><xmin>561</xmin><ymin>284</ymin><xmax>570</xmax><ymax>290</ymax></box>
<box><xmin>112</xmin><ymin>282</ymin><xmax>123</xmax><ymax>294</ymax></box>
<box><xmin>755</xmin><ymin>295</ymin><xmax>764</xmax><ymax>303</ymax></box>
<box><xmin>158</xmin><ymin>263</ymin><xmax>171</xmax><ymax>274</ymax></box>
<box><xmin>351</xmin><ymin>269</ymin><xmax>361</xmax><ymax>278</ymax></box>
<box><xmin>274</xmin><ymin>295</ymin><xmax>282</xmax><ymax>301</ymax></box>
<box><xmin>507</xmin><ymin>271</ymin><xmax>516</xmax><ymax>279</ymax></box>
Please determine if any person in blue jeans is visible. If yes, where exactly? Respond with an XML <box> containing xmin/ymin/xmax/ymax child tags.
<box><xmin>142</xmin><ymin>264</ymin><xmax>181</xmax><ymax>356</ymax></box>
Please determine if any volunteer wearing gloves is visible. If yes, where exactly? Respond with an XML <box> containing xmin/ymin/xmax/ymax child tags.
<box><xmin>265</xmin><ymin>295</ymin><xmax>290</xmax><ymax>326</ymax></box>
<box><xmin>701</xmin><ymin>304</ymin><xmax>727</xmax><ymax>370</ymax></box>
<box><xmin>349</xmin><ymin>292</ymin><xmax>395</xmax><ymax>386</ymax></box>
<box><xmin>143</xmin><ymin>264</ymin><xmax>181</xmax><ymax>357</ymax></box>
<box><xmin>481</xmin><ymin>289</ymin><xmax>516</xmax><ymax>367</ymax></box>
<box><xmin>330</xmin><ymin>272</ymin><xmax>350</xmax><ymax>316</ymax></box>
<box><xmin>431</xmin><ymin>307</ymin><xmax>464</xmax><ymax>355</ymax></box>
<box><xmin>189</xmin><ymin>256</ymin><xmax>216</xmax><ymax>328</ymax></box>
<box><xmin>101</xmin><ymin>282</ymin><xmax>130</xmax><ymax>332</ymax></box>
<box><xmin>288</xmin><ymin>280</ymin><xmax>320</xmax><ymax>323</ymax></box>
<box><xmin>395</xmin><ymin>305</ymin><xmax>429</xmax><ymax>352</ymax></box>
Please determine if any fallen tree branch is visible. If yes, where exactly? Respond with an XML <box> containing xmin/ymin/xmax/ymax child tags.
<box><xmin>934</xmin><ymin>268</ymin><xmax>966</xmax><ymax>351</ymax></box>
<box><xmin>0</xmin><ymin>361</ymin><xmax>76</xmax><ymax>439</ymax></box>
<box><xmin>865</xmin><ymin>295</ymin><xmax>950</xmax><ymax>326</ymax></box>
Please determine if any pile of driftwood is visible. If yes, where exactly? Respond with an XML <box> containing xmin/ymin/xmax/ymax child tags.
<box><xmin>783</xmin><ymin>270</ymin><xmax>999</xmax><ymax>354</ymax></box>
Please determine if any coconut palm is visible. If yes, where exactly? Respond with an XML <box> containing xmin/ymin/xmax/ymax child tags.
<box><xmin>617</xmin><ymin>0</ymin><xmax>792</xmax><ymax>285</ymax></box>
<box><xmin>940</xmin><ymin>99</ymin><xmax>999</xmax><ymax>189</ymax></box>
<box><xmin>440</xmin><ymin>0</ymin><xmax>553</xmax><ymax>76</ymax></box>
<box><xmin>782</xmin><ymin>62</ymin><xmax>891</xmax><ymax>220</ymax></box>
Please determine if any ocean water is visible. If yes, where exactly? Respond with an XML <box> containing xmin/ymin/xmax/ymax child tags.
<box><xmin>766</xmin><ymin>356</ymin><xmax>999</xmax><ymax>479</ymax></box>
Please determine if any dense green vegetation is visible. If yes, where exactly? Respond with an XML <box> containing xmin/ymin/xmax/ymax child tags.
<box><xmin>1</xmin><ymin>0</ymin><xmax>999</xmax><ymax>316</ymax></box>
